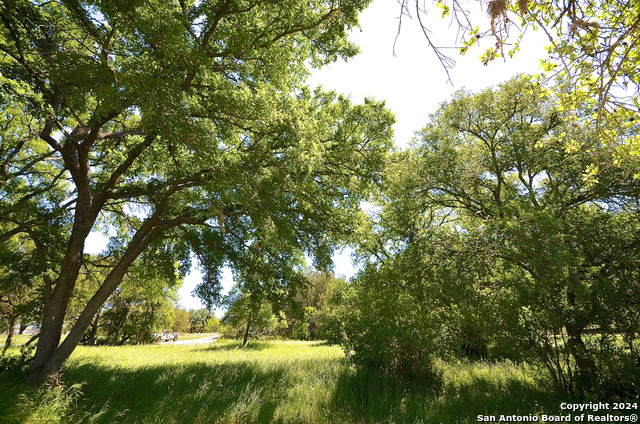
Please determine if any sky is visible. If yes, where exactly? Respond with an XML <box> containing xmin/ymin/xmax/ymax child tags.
<box><xmin>87</xmin><ymin>0</ymin><xmax>550</xmax><ymax>313</ymax></box>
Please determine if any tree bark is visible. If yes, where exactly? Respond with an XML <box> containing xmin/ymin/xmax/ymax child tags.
<box><xmin>2</xmin><ymin>314</ymin><xmax>16</xmax><ymax>356</ymax></box>
<box><xmin>87</xmin><ymin>311</ymin><xmax>101</xmax><ymax>346</ymax></box>
<box><xmin>30</xmin><ymin>141</ymin><xmax>99</xmax><ymax>375</ymax></box>
<box><xmin>565</xmin><ymin>287</ymin><xmax>596</xmax><ymax>391</ymax></box>
<box><xmin>243</xmin><ymin>298</ymin><xmax>258</xmax><ymax>347</ymax></box>
<box><xmin>29</xmin><ymin>126</ymin><xmax>149</xmax><ymax>379</ymax></box>
<box><xmin>243</xmin><ymin>314</ymin><xmax>252</xmax><ymax>347</ymax></box>
<box><xmin>30</xmin><ymin>212</ymin><xmax>199</xmax><ymax>381</ymax></box>
<box><xmin>566</xmin><ymin>323</ymin><xmax>595</xmax><ymax>372</ymax></box>
<box><xmin>30</xmin><ymin>232</ymin><xmax>150</xmax><ymax>380</ymax></box>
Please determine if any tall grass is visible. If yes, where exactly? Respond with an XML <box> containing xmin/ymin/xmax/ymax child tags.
<box><xmin>1</xmin><ymin>339</ymin><xmax>568</xmax><ymax>423</ymax></box>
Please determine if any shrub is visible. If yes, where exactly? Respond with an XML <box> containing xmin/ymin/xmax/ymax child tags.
<box><xmin>342</xmin><ymin>264</ymin><xmax>442</xmax><ymax>384</ymax></box>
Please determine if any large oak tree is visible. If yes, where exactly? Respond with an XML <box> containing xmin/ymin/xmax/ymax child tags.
<box><xmin>0</xmin><ymin>0</ymin><xmax>393</xmax><ymax>380</ymax></box>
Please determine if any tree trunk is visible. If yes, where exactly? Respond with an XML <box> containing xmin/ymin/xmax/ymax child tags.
<box><xmin>565</xmin><ymin>287</ymin><xmax>595</xmax><ymax>393</ymax></box>
<box><xmin>29</xmin><ymin>205</ymin><xmax>96</xmax><ymax>376</ymax></box>
<box><xmin>28</xmin><ymin>139</ymin><xmax>199</xmax><ymax>382</ymax></box>
<box><xmin>243</xmin><ymin>314</ymin><xmax>252</xmax><ymax>347</ymax></box>
<box><xmin>243</xmin><ymin>298</ymin><xmax>258</xmax><ymax>347</ymax></box>
<box><xmin>27</xmin><ymin>129</ymin><xmax>159</xmax><ymax>381</ymax></box>
<box><xmin>2</xmin><ymin>314</ymin><xmax>16</xmax><ymax>356</ymax></box>
<box><xmin>19</xmin><ymin>322</ymin><xmax>28</xmax><ymax>334</ymax></box>
<box><xmin>87</xmin><ymin>311</ymin><xmax>101</xmax><ymax>346</ymax></box>
<box><xmin>29</xmin><ymin>214</ymin><xmax>172</xmax><ymax>381</ymax></box>
<box><xmin>29</xmin><ymin>126</ymin><xmax>109</xmax><ymax>379</ymax></box>
<box><xmin>566</xmin><ymin>324</ymin><xmax>595</xmax><ymax>372</ymax></box>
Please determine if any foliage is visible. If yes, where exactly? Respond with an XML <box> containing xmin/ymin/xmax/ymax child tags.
<box><xmin>0</xmin><ymin>224</ymin><xmax>46</xmax><ymax>353</ymax></box>
<box><xmin>0</xmin><ymin>342</ymin><xmax>35</xmax><ymax>378</ymax></box>
<box><xmin>312</xmin><ymin>274</ymin><xmax>351</xmax><ymax>344</ymax></box>
<box><xmin>0</xmin><ymin>92</ymin><xmax>68</xmax><ymax>350</ymax></box>
<box><xmin>399</xmin><ymin>0</ymin><xmax>640</xmax><ymax>171</ymax></box>
<box><xmin>405</xmin><ymin>76</ymin><xmax>640</xmax><ymax>396</ymax></box>
<box><xmin>186</xmin><ymin>308</ymin><xmax>207</xmax><ymax>333</ymax></box>
<box><xmin>284</xmin><ymin>267</ymin><xmax>348</xmax><ymax>341</ymax></box>
<box><xmin>347</xmin><ymin>76</ymin><xmax>640</xmax><ymax>396</ymax></box>
<box><xmin>67</xmin><ymin>257</ymin><xmax>181</xmax><ymax>346</ymax></box>
<box><xmin>186</xmin><ymin>308</ymin><xmax>221</xmax><ymax>333</ymax></box>
<box><xmin>0</xmin><ymin>0</ymin><xmax>393</xmax><ymax>378</ymax></box>
<box><xmin>172</xmin><ymin>307</ymin><xmax>191</xmax><ymax>333</ymax></box>
<box><xmin>220</xmin><ymin>267</ymin><xmax>350</xmax><ymax>342</ymax></box>
<box><xmin>95</xmin><ymin>278</ymin><xmax>177</xmax><ymax>345</ymax></box>
<box><xmin>221</xmin><ymin>284</ymin><xmax>288</xmax><ymax>343</ymax></box>
<box><xmin>202</xmin><ymin>315</ymin><xmax>222</xmax><ymax>333</ymax></box>
<box><xmin>342</xmin><ymin>260</ymin><xmax>444</xmax><ymax>382</ymax></box>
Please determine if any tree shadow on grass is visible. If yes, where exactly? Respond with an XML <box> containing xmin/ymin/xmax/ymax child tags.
<box><xmin>62</xmin><ymin>361</ymin><xmax>286</xmax><ymax>423</ymax></box>
<box><xmin>325</xmin><ymin>366</ymin><xmax>561</xmax><ymax>424</ymax></box>
<box><xmin>204</xmin><ymin>340</ymin><xmax>273</xmax><ymax>352</ymax></box>
<box><xmin>0</xmin><ymin>374</ymin><xmax>29</xmax><ymax>422</ymax></box>
<box><xmin>2</xmin><ymin>342</ymin><xmax>344</xmax><ymax>424</ymax></box>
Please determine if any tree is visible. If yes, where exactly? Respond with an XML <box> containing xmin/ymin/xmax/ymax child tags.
<box><xmin>188</xmin><ymin>308</ymin><xmax>209</xmax><ymax>333</ymax></box>
<box><xmin>398</xmin><ymin>0</ymin><xmax>640</xmax><ymax>160</ymax></box>
<box><xmin>173</xmin><ymin>308</ymin><xmax>190</xmax><ymax>334</ymax></box>
<box><xmin>344</xmin><ymin>216</ymin><xmax>494</xmax><ymax>377</ymax></box>
<box><xmin>285</xmin><ymin>267</ymin><xmax>346</xmax><ymax>340</ymax></box>
<box><xmin>0</xmin><ymin>223</ymin><xmax>46</xmax><ymax>354</ymax></box>
<box><xmin>221</xmin><ymin>283</ymin><xmax>288</xmax><ymax>345</ymax></box>
<box><xmin>420</xmin><ymin>77</ymin><xmax>640</xmax><ymax>395</ymax></box>
<box><xmin>351</xmin><ymin>76</ymin><xmax>640</xmax><ymax>395</ymax></box>
<box><xmin>67</xmin><ymin>255</ymin><xmax>182</xmax><ymax>346</ymax></box>
<box><xmin>0</xmin><ymin>0</ymin><xmax>393</xmax><ymax>380</ymax></box>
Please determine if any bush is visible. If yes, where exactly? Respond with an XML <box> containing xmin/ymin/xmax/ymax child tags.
<box><xmin>342</xmin><ymin>264</ymin><xmax>442</xmax><ymax>383</ymax></box>
<box><xmin>0</xmin><ymin>343</ymin><xmax>35</xmax><ymax>378</ymax></box>
<box><xmin>203</xmin><ymin>316</ymin><xmax>222</xmax><ymax>333</ymax></box>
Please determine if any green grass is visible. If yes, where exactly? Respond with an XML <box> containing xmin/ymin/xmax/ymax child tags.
<box><xmin>1</xmin><ymin>340</ymin><xmax>569</xmax><ymax>423</ymax></box>
<box><xmin>0</xmin><ymin>334</ymin><xmax>34</xmax><ymax>346</ymax></box>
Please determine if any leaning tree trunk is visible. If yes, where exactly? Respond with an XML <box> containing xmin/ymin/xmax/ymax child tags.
<box><xmin>29</xmin><ymin>124</ymin><xmax>159</xmax><ymax>382</ymax></box>
<box><xmin>32</xmin><ymin>255</ymin><xmax>139</xmax><ymax>380</ymax></box>
<box><xmin>566</xmin><ymin>323</ymin><xmax>595</xmax><ymax>372</ymax></box>
<box><xmin>565</xmin><ymin>287</ymin><xmax>596</xmax><ymax>393</ymax></box>
<box><xmin>29</xmin><ymin>153</ymin><xmax>98</xmax><ymax>379</ymax></box>
<box><xmin>30</xmin><ymin>211</ymin><xmax>187</xmax><ymax>381</ymax></box>
<box><xmin>86</xmin><ymin>311</ymin><xmax>101</xmax><ymax>346</ymax></box>
<box><xmin>29</xmin><ymin>229</ymin><xmax>91</xmax><ymax>378</ymax></box>
<box><xmin>243</xmin><ymin>312</ymin><xmax>253</xmax><ymax>348</ymax></box>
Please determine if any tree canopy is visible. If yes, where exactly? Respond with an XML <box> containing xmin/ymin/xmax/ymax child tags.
<box><xmin>399</xmin><ymin>0</ymin><xmax>640</xmax><ymax>165</ymax></box>
<box><xmin>0</xmin><ymin>0</ymin><xmax>393</xmax><ymax>380</ymax></box>
<box><xmin>345</xmin><ymin>77</ymin><xmax>640</xmax><ymax>395</ymax></box>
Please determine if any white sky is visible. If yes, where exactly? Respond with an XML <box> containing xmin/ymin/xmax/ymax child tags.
<box><xmin>87</xmin><ymin>0</ymin><xmax>549</xmax><ymax>312</ymax></box>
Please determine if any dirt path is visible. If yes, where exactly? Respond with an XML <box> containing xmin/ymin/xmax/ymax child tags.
<box><xmin>162</xmin><ymin>334</ymin><xmax>222</xmax><ymax>345</ymax></box>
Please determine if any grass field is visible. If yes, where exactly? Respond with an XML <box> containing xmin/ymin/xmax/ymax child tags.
<box><xmin>1</xmin><ymin>338</ymin><xmax>569</xmax><ymax>423</ymax></box>
<box><xmin>0</xmin><ymin>334</ymin><xmax>34</xmax><ymax>346</ymax></box>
